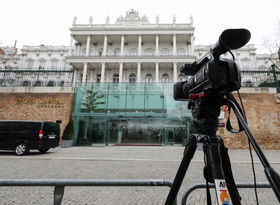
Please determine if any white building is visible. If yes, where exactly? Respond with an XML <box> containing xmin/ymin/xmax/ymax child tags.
<box><xmin>0</xmin><ymin>45</ymin><xmax>73</xmax><ymax>87</ymax></box>
<box><xmin>0</xmin><ymin>10</ymin><xmax>279</xmax><ymax>87</ymax></box>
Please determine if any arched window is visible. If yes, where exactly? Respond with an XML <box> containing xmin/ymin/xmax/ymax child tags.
<box><xmin>47</xmin><ymin>81</ymin><xmax>55</xmax><ymax>87</ymax></box>
<box><xmin>113</xmin><ymin>74</ymin><xmax>119</xmax><ymax>83</ymax></box>
<box><xmin>145</xmin><ymin>73</ymin><xmax>153</xmax><ymax>83</ymax></box>
<box><xmin>39</xmin><ymin>60</ymin><xmax>46</xmax><ymax>70</ymax></box>
<box><xmin>59</xmin><ymin>81</ymin><xmax>65</xmax><ymax>87</ymax></box>
<box><xmin>145</xmin><ymin>48</ymin><xmax>154</xmax><ymax>56</ymax></box>
<box><xmin>96</xmin><ymin>74</ymin><xmax>101</xmax><ymax>83</ymax></box>
<box><xmin>162</xmin><ymin>73</ymin><xmax>169</xmax><ymax>83</ymax></box>
<box><xmin>34</xmin><ymin>81</ymin><xmax>42</xmax><ymax>86</ymax></box>
<box><xmin>22</xmin><ymin>81</ymin><xmax>31</xmax><ymax>87</ymax></box>
<box><xmin>51</xmin><ymin>60</ymin><xmax>58</xmax><ymax>69</ymax></box>
<box><xmin>130</xmin><ymin>48</ymin><xmax>137</xmax><ymax>56</ymax></box>
<box><xmin>129</xmin><ymin>73</ymin><xmax>136</xmax><ymax>83</ymax></box>
<box><xmin>245</xmin><ymin>80</ymin><xmax>253</xmax><ymax>87</ymax></box>
<box><xmin>26</xmin><ymin>60</ymin><xmax>34</xmax><ymax>69</ymax></box>
<box><xmin>178</xmin><ymin>74</ymin><xmax>186</xmax><ymax>82</ymax></box>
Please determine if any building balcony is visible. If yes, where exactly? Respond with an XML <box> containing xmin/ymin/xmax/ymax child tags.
<box><xmin>66</xmin><ymin>54</ymin><xmax>196</xmax><ymax>63</ymax></box>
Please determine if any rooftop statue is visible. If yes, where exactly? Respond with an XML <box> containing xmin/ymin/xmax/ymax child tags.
<box><xmin>72</xmin><ymin>16</ymin><xmax>77</xmax><ymax>25</ymax></box>
<box><xmin>89</xmin><ymin>16</ymin><xmax>93</xmax><ymax>24</ymax></box>
<box><xmin>116</xmin><ymin>9</ymin><xmax>150</xmax><ymax>24</ymax></box>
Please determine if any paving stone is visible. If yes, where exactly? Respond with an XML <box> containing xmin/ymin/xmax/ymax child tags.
<box><xmin>0</xmin><ymin>147</ymin><xmax>279</xmax><ymax>204</ymax></box>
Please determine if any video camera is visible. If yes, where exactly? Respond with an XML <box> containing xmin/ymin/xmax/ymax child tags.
<box><xmin>174</xmin><ymin>29</ymin><xmax>251</xmax><ymax>101</ymax></box>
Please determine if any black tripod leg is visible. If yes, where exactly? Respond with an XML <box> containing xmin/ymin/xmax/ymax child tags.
<box><xmin>219</xmin><ymin>138</ymin><xmax>242</xmax><ymax>203</ymax></box>
<box><xmin>204</xmin><ymin>138</ymin><xmax>241</xmax><ymax>205</ymax></box>
<box><xmin>164</xmin><ymin>135</ymin><xmax>197</xmax><ymax>205</ymax></box>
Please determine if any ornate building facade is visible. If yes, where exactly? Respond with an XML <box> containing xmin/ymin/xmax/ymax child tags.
<box><xmin>67</xmin><ymin>9</ymin><xmax>195</xmax><ymax>85</ymax></box>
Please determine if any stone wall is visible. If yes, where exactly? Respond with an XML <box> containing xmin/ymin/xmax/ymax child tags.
<box><xmin>0</xmin><ymin>88</ymin><xmax>73</xmax><ymax>142</ymax></box>
<box><xmin>220</xmin><ymin>90</ymin><xmax>280</xmax><ymax>150</ymax></box>
<box><xmin>0</xmin><ymin>87</ymin><xmax>279</xmax><ymax>149</ymax></box>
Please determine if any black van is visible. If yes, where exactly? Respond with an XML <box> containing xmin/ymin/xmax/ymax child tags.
<box><xmin>0</xmin><ymin>120</ymin><xmax>60</xmax><ymax>155</ymax></box>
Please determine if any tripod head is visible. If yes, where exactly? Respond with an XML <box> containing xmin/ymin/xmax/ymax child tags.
<box><xmin>188</xmin><ymin>94</ymin><xmax>224</xmax><ymax>137</ymax></box>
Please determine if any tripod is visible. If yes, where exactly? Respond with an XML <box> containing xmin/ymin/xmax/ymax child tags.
<box><xmin>165</xmin><ymin>93</ymin><xmax>280</xmax><ymax>205</ymax></box>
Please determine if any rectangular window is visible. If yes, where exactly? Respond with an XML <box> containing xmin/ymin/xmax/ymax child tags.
<box><xmin>26</xmin><ymin>62</ymin><xmax>33</xmax><ymax>69</ymax></box>
<box><xmin>51</xmin><ymin>62</ymin><xmax>57</xmax><ymax>69</ymax></box>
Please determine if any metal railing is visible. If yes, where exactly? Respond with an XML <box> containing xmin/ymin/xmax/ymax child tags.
<box><xmin>0</xmin><ymin>179</ymin><xmax>174</xmax><ymax>205</ymax></box>
<box><xmin>240</xmin><ymin>69</ymin><xmax>280</xmax><ymax>88</ymax></box>
<box><xmin>0</xmin><ymin>69</ymin><xmax>74</xmax><ymax>87</ymax></box>
<box><xmin>181</xmin><ymin>182</ymin><xmax>271</xmax><ymax>205</ymax></box>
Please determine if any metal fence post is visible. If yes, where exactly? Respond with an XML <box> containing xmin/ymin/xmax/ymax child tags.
<box><xmin>54</xmin><ymin>186</ymin><xmax>65</xmax><ymax>205</ymax></box>
<box><xmin>271</xmin><ymin>64</ymin><xmax>280</xmax><ymax>93</ymax></box>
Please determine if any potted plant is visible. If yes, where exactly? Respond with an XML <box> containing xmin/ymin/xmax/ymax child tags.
<box><xmin>61</xmin><ymin>118</ymin><xmax>74</xmax><ymax>148</ymax></box>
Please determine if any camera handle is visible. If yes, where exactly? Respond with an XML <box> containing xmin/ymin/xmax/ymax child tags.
<box><xmin>224</xmin><ymin>93</ymin><xmax>280</xmax><ymax>203</ymax></box>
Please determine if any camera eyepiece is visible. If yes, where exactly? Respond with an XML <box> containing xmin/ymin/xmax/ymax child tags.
<box><xmin>211</xmin><ymin>28</ymin><xmax>251</xmax><ymax>58</ymax></box>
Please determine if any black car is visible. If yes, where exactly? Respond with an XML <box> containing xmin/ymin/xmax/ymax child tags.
<box><xmin>0</xmin><ymin>120</ymin><xmax>60</xmax><ymax>155</ymax></box>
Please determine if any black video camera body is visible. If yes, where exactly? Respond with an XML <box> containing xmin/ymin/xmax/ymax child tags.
<box><xmin>174</xmin><ymin>29</ymin><xmax>251</xmax><ymax>101</ymax></box>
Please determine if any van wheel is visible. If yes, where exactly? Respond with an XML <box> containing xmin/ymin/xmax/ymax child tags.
<box><xmin>38</xmin><ymin>148</ymin><xmax>49</xmax><ymax>153</ymax></box>
<box><xmin>15</xmin><ymin>143</ymin><xmax>29</xmax><ymax>156</ymax></box>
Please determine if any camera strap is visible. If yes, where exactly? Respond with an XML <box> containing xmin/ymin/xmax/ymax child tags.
<box><xmin>225</xmin><ymin>94</ymin><xmax>245</xmax><ymax>133</ymax></box>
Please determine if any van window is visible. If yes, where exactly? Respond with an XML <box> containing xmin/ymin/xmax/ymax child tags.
<box><xmin>0</xmin><ymin>122</ymin><xmax>18</xmax><ymax>131</ymax></box>
<box><xmin>43</xmin><ymin>122</ymin><xmax>60</xmax><ymax>134</ymax></box>
<box><xmin>18</xmin><ymin>122</ymin><xmax>41</xmax><ymax>131</ymax></box>
<box><xmin>0</xmin><ymin>122</ymin><xmax>41</xmax><ymax>132</ymax></box>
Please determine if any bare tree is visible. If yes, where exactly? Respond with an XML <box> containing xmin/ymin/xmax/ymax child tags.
<box><xmin>263</xmin><ymin>17</ymin><xmax>280</xmax><ymax>68</ymax></box>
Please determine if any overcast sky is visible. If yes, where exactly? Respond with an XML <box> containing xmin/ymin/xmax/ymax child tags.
<box><xmin>1</xmin><ymin>0</ymin><xmax>279</xmax><ymax>53</ymax></box>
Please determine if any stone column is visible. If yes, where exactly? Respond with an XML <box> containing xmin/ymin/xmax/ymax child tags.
<box><xmin>103</xmin><ymin>35</ymin><xmax>108</xmax><ymax>56</ymax></box>
<box><xmin>86</xmin><ymin>35</ymin><xmax>91</xmax><ymax>56</ymax></box>
<box><xmin>77</xmin><ymin>43</ymin><xmax>81</xmax><ymax>56</ymax></box>
<box><xmin>187</xmin><ymin>43</ymin><xmax>190</xmax><ymax>56</ymax></box>
<box><xmin>250</xmin><ymin>53</ymin><xmax>256</xmax><ymax>69</ymax></box>
<box><xmin>138</xmin><ymin>35</ymin><xmax>142</xmax><ymax>56</ymax></box>
<box><xmin>73</xmin><ymin>69</ymin><xmax>78</xmax><ymax>85</ymax></box>
<box><xmin>82</xmin><ymin>63</ymin><xmax>88</xmax><ymax>83</ymax></box>
<box><xmin>68</xmin><ymin>35</ymin><xmax>73</xmax><ymax>55</ymax></box>
<box><xmin>101</xmin><ymin>63</ymin><xmax>105</xmax><ymax>82</ymax></box>
<box><xmin>119</xmin><ymin>63</ymin><xmax>123</xmax><ymax>82</ymax></box>
<box><xmin>121</xmin><ymin>35</ymin><xmax>125</xmax><ymax>56</ymax></box>
<box><xmin>173</xmin><ymin>62</ymin><xmax>177</xmax><ymax>82</ymax></box>
<box><xmin>155</xmin><ymin>34</ymin><xmax>159</xmax><ymax>56</ymax></box>
<box><xmin>173</xmin><ymin>34</ymin><xmax>177</xmax><ymax>56</ymax></box>
<box><xmin>155</xmin><ymin>62</ymin><xmax>159</xmax><ymax>82</ymax></box>
<box><xmin>190</xmin><ymin>34</ymin><xmax>194</xmax><ymax>56</ymax></box>
<box><xmin>137</xmin><ymin>63</ymin><xmax>141</xmax><ymax>82</ymax></box>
